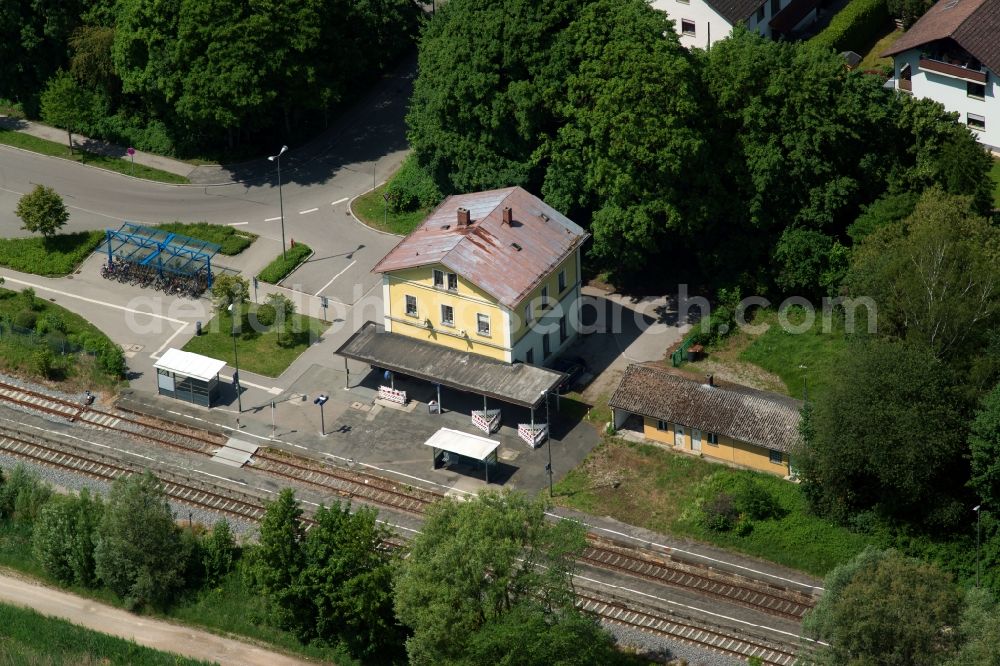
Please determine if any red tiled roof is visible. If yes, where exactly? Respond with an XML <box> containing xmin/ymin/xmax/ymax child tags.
<box><xmin>373</xmin><ymin>187</ymin><xmax>588</xmax><ymax>309</ymax></box>
<box><xmin>881</xmin><ymin>0</ymin><xmax>1000</xmax><ymax>72</ymax></box>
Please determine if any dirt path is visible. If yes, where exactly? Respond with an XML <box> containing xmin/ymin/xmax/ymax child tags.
<box><xmin>0</xmin><ymin>571</ymin><xmax>317</xmax><ymax>666</ymax></box>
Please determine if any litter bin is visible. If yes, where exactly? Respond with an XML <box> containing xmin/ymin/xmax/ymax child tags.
<box><xmin>428</xmin><ymin>400</ymin><xmax>440</xmax><ymax>414</ymax></box>
<box><xmin>195</xmin><ymin>321</ymin><xmax>202</xmax><ymax>336</ymax></box>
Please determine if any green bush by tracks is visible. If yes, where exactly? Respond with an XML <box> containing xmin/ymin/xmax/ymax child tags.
<box><xmin>0</xmin><ymin>603</ymin><xmax>215</xmax><ymax>665</ymax></box>
<box><xmin>0</xmin><ymin>231</ymin><xmax>102</xmax><ymax>276</ymax></box>
<box><xmin>155</xmin><ymin>222</ymin><xmax>256</xmax><ymax>256</ymax></box>
<box><xmin>810</xmin><ymin>0</ymin><xmax>891</xmax><ymax>55</ymax></box>
<box><xmin>256</xmin><ymin>243</ymin><xmax>311</xmax><ymax>284</ymax></box>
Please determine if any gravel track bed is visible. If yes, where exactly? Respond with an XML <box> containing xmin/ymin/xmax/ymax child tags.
<box><xmin>605</xmin><ymin>620</ymin><xmax>744</xmax><ymax>665</ymax></box>
<box><xmin>0</xmin><ymin>454</ymin><xmax>258</xmax><ymax>537</ymax></box>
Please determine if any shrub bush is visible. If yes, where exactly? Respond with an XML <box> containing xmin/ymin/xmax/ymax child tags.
<box><xmin>0</xmin><ymin>466</ymin><xmax>53</xmax><ymax>524</ymax></box>
<box><xmin>96</xmin><ymin>342</ymin><xmax>127</xmax><ymax>379</ymax></box>
<box><xmin>703</xmin><ymin>492</ymin><xmax>739</xmax><ymax>532</ymax></box>
<box><xmin>385</xmin><ymin>156</ymin><xmax>443</xmax><ymax>213</ymax></box>
<box><xmin>810</xmin><ymin>0</ymin><xmax>891</xmax><ymax>55</ymax></box>
<box><xmin>13</xmin><ymin>309</ymin><xmax>38</xmax><ymax>331</ymax></box>
<box><xmin>735</xmin><ymin>481</ymin><xmax>782</xmax><ymax>521</ymax></box>
<box><xmin>252</xmin><ymin>303</ymin><xmax>276</xmax><ymax>328</ymax></box>
<box><xmin>35</xmin><ymin>312</ymin><xmax>66</xmax><ymax>335</ymax></box>
<box><xmin>31</xmin><ymin>347</ymin><xmax>57</xmax><ymax>378</ymax></box>
<box><xmin>155</xmin><ymin>222</ymin><xmax>255</xmax><ymax>256</ymax></box>
<box><xmin>257</xmin><ymin>243</ymin><xmax>312</xmax><ymax>284</ymax></box>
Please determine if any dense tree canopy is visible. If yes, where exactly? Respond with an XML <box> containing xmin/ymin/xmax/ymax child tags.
<box><xmin>804</xmin><ymin>547</ymin><xmax>963</xmax><ymax>665</ymax></box>
<box><xmin>970</xmin><ymin>383</ymin><xmax>1000</xmax><ymax>512</ymax></box>
<box><xmin>797</xmin><ymin>338</ymin><xmax>971</xmax><ymax>528</ymax></box>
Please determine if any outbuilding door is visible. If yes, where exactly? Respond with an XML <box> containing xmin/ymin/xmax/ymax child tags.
<box><xmin>691</xmin><ymin>428</ymin><xmax>702</xmax><ymax>452</ymax></box>
<box><xmin>674</xmin><ymin>424</ymin><xmax>685</xmax><ymax>448</ymax></box>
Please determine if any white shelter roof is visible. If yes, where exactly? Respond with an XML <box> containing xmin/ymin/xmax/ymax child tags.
<box><xmin>154</xmin><ymin>348</ymin><xmax>227</xmax><ymax>382</ymax></box>
<box><xmin>423</xmin><ymin>428</ymin><xmax>499</xmax><ymax>461</ymax></box>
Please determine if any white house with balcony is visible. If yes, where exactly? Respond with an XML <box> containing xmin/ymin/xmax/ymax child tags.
<box><xmin>650</xmin><ymin>0</ymin><xmax>818</xmax><ymax>49</ymax></box>
<box><xmin>882</xmin><ymin>0</ymin><xmax>1000</xmax><ymax>151</ymax></box>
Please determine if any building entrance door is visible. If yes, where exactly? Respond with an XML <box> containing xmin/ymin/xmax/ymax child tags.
<box><xmin>691</xmin><ymin>428</ymin><xmax>702</xmax><ymax>452</ymax></box>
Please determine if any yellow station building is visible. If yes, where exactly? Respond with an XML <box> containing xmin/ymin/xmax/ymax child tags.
<box><xmin>373</xmin><ymin>187</ymin><xmax>589</xmax><ymax>365</ymax></box>
<box><xmin>609</xmin><ymin>364</ymin><xmax>802</xmax><ymax>477</ymax></box>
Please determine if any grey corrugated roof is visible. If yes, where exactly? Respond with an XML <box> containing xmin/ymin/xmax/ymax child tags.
<box><xmin>373</xmin><ymin>187</ymin><xmax>588</xmax><ymax>309</ymax></box>
<box><xmin>706</xmin><ymin>0</ymin><xmax>766</xmax><ymax>24</ymax></box>
<box><xmin>609</xmin><ymin>364</ymin><xmax>804</xmax><ymax>453</ymax></box>
<box><xmin>881</xmin><ymin>0</ymin><xmax>1000</xmax><ymax>72</ymax></box>
<box><xmin>335</xmin><ymin>321</ymin><xmax>564</xmax><ymax>408</ymax></box>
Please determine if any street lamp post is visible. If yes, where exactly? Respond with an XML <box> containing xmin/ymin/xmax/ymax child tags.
<box><xmin>314</xmin><ymin>394</ymin><xmax>329</xmax><ymax>436</ymax></box>
<box><xmin>542</xmin><ymin>390</ymin><xmax>553</xmax><ymax>497</ymax></box>
<box><xmin>974</xmin><ymin>504</ymin><xmax>982</xmax><ymax>587</ymax></box>
<box><xmin>268</xmin><ymin>145</ymin><xmax>289</xmax><ymax>261</ymax></box>
<box><xmin>228</xmin><ymin>304</ymin><xmax>242</xmax><ymax>413</ymax></box>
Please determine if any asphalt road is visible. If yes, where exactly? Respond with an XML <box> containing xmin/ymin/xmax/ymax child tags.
<box><xmin>0</xmin><ymin>59</ymin><xmax>414</xmax><ymax>299</ymax></box>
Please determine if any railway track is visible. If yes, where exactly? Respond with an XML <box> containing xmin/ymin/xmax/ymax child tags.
<box><xmin>576</xmin><ymin>590</ymin><xmax>802</xmax><ymax>665</ymax></box>
<box><xmin>0</xmin><ymin>426</ymin><xmax>268</xmax><ymax>525</ymax></box>
<box><xmin>580</xmin><ymin>538</ymin><xmax>815</xmax><ymax>621</ymax></box>
<box><xmin>250</xmin><ymin>449</ymin><xmax>441</xmax><ymax>515</ymax></box>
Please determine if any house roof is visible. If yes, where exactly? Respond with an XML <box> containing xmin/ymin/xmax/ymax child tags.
<box><xmin>705</xmin><ymin>0</ymin><xmax>766</xmax><ymax>24</ymax></box>
<box><xmin>881</xmin><ymin>0</ymin><xmax>1000</xmax><ymax>72</ymax></box>
<box><xmin>373</xmin><ymin>187</ymin><xmax>588</xmax><ymax>309</ymax></box>
<box><xmin>609</xmin><ymin>364</ymin><xmax>804</xmax><ymax>453</ymax></box>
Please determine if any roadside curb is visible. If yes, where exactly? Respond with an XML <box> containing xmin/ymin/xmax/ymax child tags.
<box><xmin>274</xmin><ymin>249</ymin><xmax>317</xmax><ymax>288</ymax></box>
<box><xmin>347</xmin><ymin>185</ymin><xmax>406</xmax><ymax>239</ymax></box>
<box><xmin>0</xmin><ymin>142</ymin><xmax>200</xmax><ymax>188</ymax></box>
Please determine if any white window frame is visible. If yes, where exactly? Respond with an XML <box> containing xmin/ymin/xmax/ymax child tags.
<box><xmin>558</xmin><ymin>270</ymin><xmax>566</xmax><ymax>293</ymax></box>
<box><xmin>447</xmin><ymin>272</ymin><xmax>458</xmax><ymax>291</ymax></box>
<box><xmin>524</xmin><ymin>303</ymin><xmax>533</xmax><ymax>326</ymax></box>
<box><xmin>769</xmin><ymin>449</ymin><xmax>783</xmax><ymax>465</ymax></box>
<box><xmin>706</xmin><ymin>432</ymin><xmax>719</xmax><ymax>446</ymax></box>
<box><xmin>681</xmin><ymin>19</ymin><xmax>696</xmax><ymax>36</ymax></box>
<box><xmin>405</xmin><ymin>294</ymin><xmax>418</xmax><ymax>317</ymax></box>
<box><xmin>967</xmin><ymin>113</ymin><xmax>986</xmax><ymax>130</ymax></box>
<box><xmin>967</xmin><ymin>82</ymin><xmax>986</xmax><ymax>100</ymax></box>
<box><xmin>476</xmin><ymin>313</ymin><xmax>491</xmax><ymax>337</ymax></box>
<box><xmin>440</xmin><ymin>304</ymin><xmax>454</xmax><ymax>327</ymax></box>
<box><xmin>541</xmin><ymin>285</ymin><xmax>549</xmax><ymax>308</ymax></box>
<box><xmin>433</xmin><ymin>269</ymin><xmax>444</xmax><ymax>289</ymax></box>
<box><xmin>656</xmin><ymin>419</ymin><xmax>668</xmax><ymax>431</ymax></box>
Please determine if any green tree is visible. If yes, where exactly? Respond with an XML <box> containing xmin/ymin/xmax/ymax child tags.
<box><xmin>15</xmin><ymin>185</ymin><xmax>69</xmax><ymax>238</ymax></box>
<box><xmin>290</xmin><ymin>502</ymin><xmax>400</xmax><ymax>659</ymax></box>
<box><xmin>210</xmin><ymin>274</ymin><xmax>249</xmax><ymax>312</ymax></box>
<box><xmin>394</xmin><ymin>490</ymin><xmax>590</xmax><ymax>664</ymax></box>
<box><xmin>970</xmin><ymin>383</ymin><xmax>1000</xmax><ymax>511</ymax></box>
<box><xmin>848</xmin><ymin>189</ymin><xmax>1000</xmax><ymax>361</ymax></box>
<box><xmin>804</xmin><ymin>547</ymin><xmax>963</xmax><ymax>665</ymax></box>
<box><xmin>40</xmin><ymin>70</ymin><xmax>97</xmax><ymax>154</ymax></box>
<box><xmin>541</xmin><ymin>0</ymin><xmax>711</xmax><ymax>282</ymax></box>
<box><xmin>265</xmin><ymin>293</ymin><xmax>295</xmax><ymax>344</ymax></box>
<box><xmin>0</xmin><ymin>465</ymin><xmax>52</xmax><ymax>524</ymax></box>
<box><xmin>945</xmin><ymin>587</ymin><xmax>1000</xmax><ymax>666</ymax></box>
<box><xmin>797</xmin><ymin>339</ymin><xmax>970</xmax><ymax>528</ymax></box>
<box><xmin>202</xmin><ymin>519</ymin><xmax>236</xmax><ymax>586</ymax></box>
<box><xmin>68</xmin><ymin>25</ymin><xmax>117</xmax><ymax>91</ymax></box>
<box><xmin>94</xmin><ymin>472</ymin><xmax>186</xmax><ymax>609</ymax></box>
<box><xmin>33</xmin><ymin>489</ymin><xmax>103</xmax><ymax>587</ymax></box>
<box><xmin>248</xmin><ymin>488</ymin><xmax>305</xmax><ymax>628</ymax></box>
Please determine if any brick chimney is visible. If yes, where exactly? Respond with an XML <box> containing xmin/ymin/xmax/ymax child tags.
<box><xmin>457</xmin><ymin>207</ymin><xmax>470</xmax><ymax>228</ymax></box>
<box><xmin>502</xmin><ymin>206</ymin><xmax>513</xmax><ymax>226</ymax></box>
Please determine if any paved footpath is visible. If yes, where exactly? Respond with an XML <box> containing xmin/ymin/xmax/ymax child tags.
<box><xmin>0</xmin><ymin>571</ymin><xmax>317</xmax><ymax>666</ymax></box>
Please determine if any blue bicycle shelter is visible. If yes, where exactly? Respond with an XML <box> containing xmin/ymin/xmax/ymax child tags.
<box><xmin>104</xmin><ymin>223</ymin><xmax>221</xmax><ymax>287</ymax></box>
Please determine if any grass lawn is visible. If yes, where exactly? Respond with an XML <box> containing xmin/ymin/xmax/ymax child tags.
<box><xmin>0</xmin><ymin>230</ymin><xmax>102</xmax><ymax>276</ymax></box>
<box><xmin>991</xmin><ymin>157</ymin><xmax>1000</xmax><ymax>209</ymax></box>
<box><xmin>256</xmin><ymin>243</ymin><xmax>312</xmax><ymax>285</ymax></box>
<box><xmin>857</xmin><ymin>27</ymin><xmax>904</xmax><ymax>71</ymax></box>
<box><xmin>0</xmin><ymin>287</ymin><xmax>124</xmax><ymax>389</ymax></box>
<box><xmin>0</xmin><ymin>127</ymin><xmax>189</xmax><ymax>184</ymax></box>
<box><xmin>554</xmin><ymin>438</ymin><xmax>874</xmax><ymax>576</ymax></box>
<box><xmin>155</xmin><ymin>222</ymin><xmax>256</xmax><ymax>256</ymax></box>
<box><xmin>352</xmin><ymin>183</ymin><xmax>432</xmax><ymax>236</ymax></box>
<box><xmin>0</xmin><ymin>602</ymin><xmax>215</xmax><ymax>666</ymax></box>
<box><xmin>182</xmin><ymin>304</ymin><xmax>327</xmax><ymax>377</ymax></box>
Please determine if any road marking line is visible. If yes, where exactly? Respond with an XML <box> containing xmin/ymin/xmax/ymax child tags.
<box><xmin>331</xmin><ymin>197</ymin><xmax>349</xmax><ymax>206</ymax></box>
<box><xmin>298</xmin><ymin>207</ymin><xmax>318</xmax><ymax>215</ymax></box>
<box><xmin>0</xmin><ymin>276</ymin><xmax>186</xmax><ymax>324</ymax></box>
<box><xmin>313</xmin><ymin>260</ymin><xmax>356</xmax><ymax>296</ymax></box>
<box><xmin>221</xmin><ymin>374</ymin><xmax>280</xmax><ymax>393</ymax></box>
<box><xmin>187</xmin><ymin>468</ymin><xmax>247</xmax><ymax>485</ymax></box>
<box><xmin>150</xmin><ymin>323</ymin><xmax>190</xmax><ymax>360</ymax></box>
<box><xmin>227</xmin><ymin>221</ymin><xmax>249</xmax><ymax>226</ymax></box>
<box><xmin>264</xmin><ymin>216</ymin><xmax>282</xmax><ymax>222</ymax></box>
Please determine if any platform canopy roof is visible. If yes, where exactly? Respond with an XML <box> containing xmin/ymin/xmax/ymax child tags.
<box><xmin>424</xmin><ymin>428</ymin><xmax>499</xmax><ymax>461</ymax></box>
<box><xmin>154</xmin><ymin>348</ymin><xmax>227</xmax><ymax>382</ymax></box>
<box><xmin>336</xmin><ymin>321</ymin><xmax>564</xmax><ymax>409</ymax></box>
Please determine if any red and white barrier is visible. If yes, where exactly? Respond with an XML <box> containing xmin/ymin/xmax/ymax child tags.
<box><xmin>518</xmin><ymin>424</ymin><xmax>548</xmax><ymax>448</ymax></box>
<box><xmin>378</xmin><ymin>385</ymin><xmax>407</xmax><ymax>404</ymax></box>
<box><xmin>472</xmin><ymin>409</ymin><xmax>501</xmax><ymax>434</ymax></box>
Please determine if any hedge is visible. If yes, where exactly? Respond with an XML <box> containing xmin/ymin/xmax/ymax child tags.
<box><xmin>155</xmin><ymin>222</ymin><xmax>256</xmax><ymax>256</ymax></box>
<box><xmin>257</xmin><ymin>243</ymin><xmax>312</xmax><ymax>284</ymax></box>
<box><xmin>810</xmin><ymin>0</ymin><xmax>890</xmax><ymax>55</ymax></box>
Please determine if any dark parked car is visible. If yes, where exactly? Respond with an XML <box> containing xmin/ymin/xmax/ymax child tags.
<box><xmin>552</xmin><ymin>356</ymin><xmax>588</xmax><ymax>394</ymax></box>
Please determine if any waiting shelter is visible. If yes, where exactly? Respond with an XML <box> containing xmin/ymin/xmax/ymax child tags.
<box><xmin>424</xmin><ymin>427</ymin><xmax>500</xmax><ymax>484</ymax></box>
<box><xmin>154</xmin><ymin>348</ymin><xmax>226</xmax><ymax>407</ymax></box>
